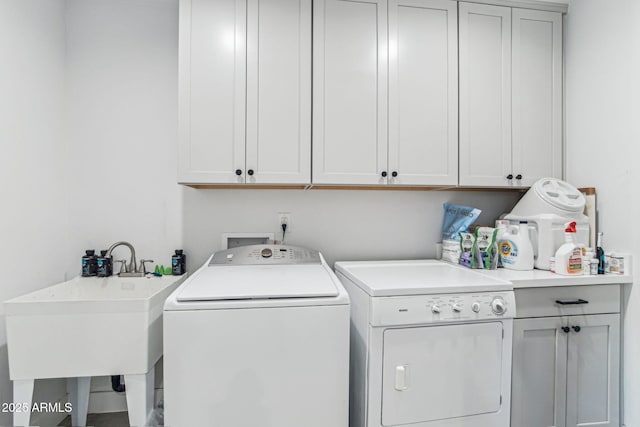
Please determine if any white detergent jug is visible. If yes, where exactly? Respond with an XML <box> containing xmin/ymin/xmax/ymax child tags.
<box><xmin>499</xmin><ymin>221</ymin><xmax>535</xmax><ymax>270</ymax></box>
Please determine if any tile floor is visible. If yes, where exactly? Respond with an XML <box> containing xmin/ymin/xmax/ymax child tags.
<box><xmin>57</xmin><ymin>411</ymin><xmax>129</xmax><ymax>427</ymax></box>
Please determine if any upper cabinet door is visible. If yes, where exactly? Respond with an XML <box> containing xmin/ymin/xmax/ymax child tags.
<box><xmin>459</xmin><ymin>2</ymin><xmax>512</xmax><ymax>187</ymax></box>
<box><xmin>178</xmin><ymin>0</ymin><xmax>247</xmax><ymax>184</ymax></box>
<box><xmin>246</xmin><ymin>0</ymin><xmax>311</xmax><ymax>184</ymax></box>
<box><xmin>566</xmin><ymin>314</ymin><xmax>620</xmax><ymax>427</ymax></box>
<box><xmin>388</xmin><ymin>0</ymin><xmax>458</xmax><ymax>186</ymax></box>
<box><xmin>512</xmin><ymin>8</ymin><xmax>563</xmax><ymax>187</ymax></box>
<box><xmin>313</xmin><ymin>0</ymin><xmax>388</xmax><ymax>185</ymax></box>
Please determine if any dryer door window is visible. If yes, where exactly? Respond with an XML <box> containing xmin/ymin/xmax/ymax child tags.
<box><xmin>381</xmin><ymin>322</ymin><xmax>503</xmax><ymax>426</ymax></box>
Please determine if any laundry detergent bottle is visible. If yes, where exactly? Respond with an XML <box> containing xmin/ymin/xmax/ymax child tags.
<box><xmin>499</xmin><ymin>221</ymin><xmax>534</xmax><ymax>270</ymax></box>
<box><xmin>554</xmin><ymin>221</ymin><xmax>583</xmax><ymax>275</ymax></box>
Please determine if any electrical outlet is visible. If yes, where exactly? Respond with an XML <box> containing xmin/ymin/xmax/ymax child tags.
<box><xmin>278</xmin><ymin>212</ymin><xmax>292</xmax><ymax>234</ymax></box>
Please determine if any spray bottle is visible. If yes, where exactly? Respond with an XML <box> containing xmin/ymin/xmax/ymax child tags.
<box><xmin>554</xmin><ymin>221</ymin><xmax>583</xmax><ymax>275</ymax></box>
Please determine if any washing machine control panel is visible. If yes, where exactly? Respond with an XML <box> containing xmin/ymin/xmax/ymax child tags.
<box><xmin>209</xmin><ymin>244</ymin><xmax>322</xmax><ymax>265</ymax></box>
<box><xmin>370</xmin><ymin>291</ymin><xmax>516</xmax><ymax>326</ymax></box>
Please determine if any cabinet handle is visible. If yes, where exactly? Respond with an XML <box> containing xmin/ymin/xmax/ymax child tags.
<box><xmin>515</xmin><ymin>174</ymin><xmax>523</xmax><ymax>180</ymax></box>
<box><xmin>555</xmin><ymin>299</ymin><xmax>589</xmax><ymax>305</ymax></box>
<box><xmin>381</xmin><ymin>171</ymin><xmax>388</xmax><ymax>178</ymax></box>
<box><xmin>247</xmin><ymin>169</ymin><xmax>254</xmax><ymax>176</ymax></box>
<box><xmin>392</xmin><ymin>171</ymin><xmax>398</xmax><ymax>178</ymax></box>
<box><xmin>572</xmin><ymin>325</ymin><xmax>581</xmax><ymax>333</ymax></box>
<box><xmin>506</xmin><ymin>174</ymin><xmax>514</xmax><ymax>180</ymax></box>
<box><xmin>562</xmin><ymin>326</ymin><xmax>570</xmax><ymax>333</ymax></box>
<box><xmin>235</xmin><ymin>169</ymin><xmax>243</xmax><ymax>176</ymax></box>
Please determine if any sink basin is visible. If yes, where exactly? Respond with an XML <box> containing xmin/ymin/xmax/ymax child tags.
<box><xmin>4</xmin><ymin>275</ymin><xmax>186</xmax><ymax>380</ymax></box>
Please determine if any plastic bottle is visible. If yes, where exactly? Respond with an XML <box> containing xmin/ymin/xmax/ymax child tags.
<box><xmin>498</xmin><ymin>221</ymin><xmax>534</xmax><ymax>271</ymax></box>
<box><xmin>97</xmin><ymin>250</ymin><xmax>113</xmax><ymax>277</ymax></box>
<box><xmin>495</xmin><ymin>220</ymin><xmax>509</xmax><ymax>268</ymax></box>
<box><xmin>596</xmin><ymin>232</ymin><xmax>605</xmax><ymax>274</ymax></box>
<box><xmin>554</xmin><ymin>221</ymin><xmax>583</xmax><ymax>275</ymax></box>
<box><xmin>172</xmin><ymin>249</ymin><xmax>186</xmax><ymax>275</ymax></box>
<box><xmin>82</xmin><ymin>250</ymin><xmax>98</xmax><ymax>277</ymax></box>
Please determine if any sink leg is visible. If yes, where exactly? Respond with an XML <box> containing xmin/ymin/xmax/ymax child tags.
<box><xmin>13</xmin><ymin>379</ymin><xmax>34</xmax><ymax>427</ymax></box>
<box><xmin>68</xmin><ymin>377</ymin><xmax>91</xmax><ymax>427</ymax></box>
<box><xmin>125</xmin><ymin>369</ymin><xmax>155</xmax><ymax>427</ymax></box>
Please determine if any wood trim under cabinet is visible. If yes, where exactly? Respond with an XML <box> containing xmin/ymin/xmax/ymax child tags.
<box><xmin>184</xmin><ymin>184</ymin><xmax>528</xmax><ymax>192</ymax></box>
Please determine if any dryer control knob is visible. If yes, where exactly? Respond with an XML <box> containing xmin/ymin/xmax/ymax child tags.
<box><xmin>471</xmin><ymin>302</ymin><xmax>481</xmax><ymax>313</ymax></box>
<box><xmin>452</xmin><ymin>303</ymin><xmax>462</xmax><ymax>312</ymax></box>
<box><xmin>491</xmin><ymin>298</ymin><xmax>506</xmax><ymax>315</ymax></box>
<box><xmin>431</xmin><ymin>305</ymin><xmax>441</xmax><ymax>314</ymax></box>
<box><xmin>261</xmin><ymin>248</ymin><xmax>273</xmax><ymax>258</ymax></box>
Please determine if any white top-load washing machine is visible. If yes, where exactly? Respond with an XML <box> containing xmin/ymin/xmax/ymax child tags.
<box><xmin>335</xmin><ymin>260</ymin><xmax>515</xmax><ymax>427</ymax></box>
<box><xmin>163</xmin><ymin>245</ymin><xmax>350</xmax><ymax>427</ymax></box>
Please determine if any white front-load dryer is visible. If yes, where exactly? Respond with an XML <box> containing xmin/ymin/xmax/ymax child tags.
<box><xmin>335</xmin><ymin>260</ymin><xmax>515</xmax><ymax>427</ymax></box>
<box><xmin>163</xmin><ymin>245</ymin><xmax>350</xmax><ymax>427</ymax></box>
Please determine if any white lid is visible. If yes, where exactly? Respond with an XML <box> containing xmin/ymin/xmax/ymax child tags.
<box><xmin>335</xmin><ymin>260</ymin><xmax>513</xmax><ymax>296</ymax></box>
<box><xmin>532</xmin><ymin>178</ymin><xmax>586</xmax><ymax>213</ymax></box>
<box><xmin>176</xmin><ymin>264</ymin><xmax>339</xmax><ymax>302</ymax></box>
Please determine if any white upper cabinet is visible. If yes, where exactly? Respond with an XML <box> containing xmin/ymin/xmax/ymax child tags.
<box><xmin>179</xmin><ymin>0</ymin><xmax>564</xmax><ymax>188</ymax></box>
<box><xmin>312</xmin><ymin>0</ymin><xmax>388</xmax><ymax>185</ymax></box>
<box><xmin>459</xmin><ymin>2</ymin><xmax>512</xmax><ymax>187</ymax></box>
<box><xmin>179</xmin><ymin>0</ymin><xmax>246</xmax><ymax>184</ymax></box>
<box><xmin>388</xmin><ymin>0</ymin><xmax>458</xmax><ymax>186</ymax></box>
<box><xmin>512</xmin><ymin>8</ymin><xmax>563</xmax><ymax>188</ymax></box>
<box><xmin>313</xmin><ymin>0</ymin><xmax>457</xmax><ymax>186</ymax></box>
<box><xmin>179</xmin><ymin>0</ymin><xmax>311</xmax><ymax>185</ymax></box>
<box><xmin>459</xmin><ymin>4</ymin><xmax>562</xmax><ymax>188</ymax></box>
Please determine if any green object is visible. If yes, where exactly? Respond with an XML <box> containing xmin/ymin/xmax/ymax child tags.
<box><xmin>154</xmin><ymin>265</ymin><xmax>161</xmax><ymax>274</ymax></box>
<box><xmin>164</xmin><ymin>266</ymin><xmax>172</xmax><ymax>275</ymax></box>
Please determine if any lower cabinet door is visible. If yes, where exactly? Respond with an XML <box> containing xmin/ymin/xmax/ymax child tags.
<box><xmin>512</xmin><ymin>317</ymin><xmax>568</xmax><ymax>427</ymax></box>
<box><xmin>566</xmin><ymin>314</ymin><xmax>620</xmax><ymax>427</ymax></box>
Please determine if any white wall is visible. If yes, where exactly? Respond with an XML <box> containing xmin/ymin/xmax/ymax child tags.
<box><xmin>183</xmin><ymin>188</ymin><xmax>520</xmax><ymax>268</ymax></box>
<box><xmin>65</xmin><ymin>0</ymin><xmax>183</xmax><ymax>266</ymax></box>
<box><xmin>0</xmin><ymin>1</ymin><xmax>72</xmax><ymax>425</ymax></box>
<box><xmin>565</xmin><ymin>0</ymin><xmax>640</xmax><ymax>424</ymax></box>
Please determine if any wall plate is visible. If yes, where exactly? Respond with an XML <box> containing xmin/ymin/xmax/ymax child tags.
<box><xmin>221</xmin><ymin>232</ymin><xmax>276</xmax><ymax>249</ymax></box>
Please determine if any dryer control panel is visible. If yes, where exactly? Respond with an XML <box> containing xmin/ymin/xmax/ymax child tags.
<box><xmin>370</xmin><ymin>291</ymin><xmax>516</xmax><ymax>326</ymax></box>
<box><xmin>209</xmin><ymin>244</ymin><xmax>321</xmax><ymax>266</ymax></box>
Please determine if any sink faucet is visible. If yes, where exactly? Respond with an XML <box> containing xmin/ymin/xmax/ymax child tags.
<box><xmin>106</xmin><ymin>241</ymin><xmax>141</xmax><ymax>277</ymax></box>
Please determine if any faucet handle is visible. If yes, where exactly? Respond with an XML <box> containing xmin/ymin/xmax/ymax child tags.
<box><xmin>114</xmin><ymin>260</ymin><xmax>127</xmax><ymax>275</ymax></box>
<box><xmin>140</xmin><ymin>259</ymin><xmax>154</xmax><ymax>274</ymax></box>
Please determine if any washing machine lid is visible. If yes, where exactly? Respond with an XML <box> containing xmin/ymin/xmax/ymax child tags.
<box><xmin>176</xmin><ymin>264</ymin><xmax>340</xmax><ymax>302</ymax></box>
<box><xmin>335</xmin><ymin>260</ymin><xmax>513</xmax><ymax>296</ymax></box>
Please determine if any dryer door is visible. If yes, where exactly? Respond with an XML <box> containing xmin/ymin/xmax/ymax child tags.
<box><xmin>381</xmin><ymin>322</ymin><xmax>504</xmax><ymax>426</ymax></box>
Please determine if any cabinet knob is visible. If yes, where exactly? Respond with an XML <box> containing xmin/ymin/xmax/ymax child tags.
<box><xmin>381</xmin><ymin>171</ymin><xmax>388</xmax><ymax>178</ymax></box>
<box><xmin>235</xmin><ymin>169</ymin><xmax>242</xmax><ymax>176</ymax></box>
<box><xmin>562</xmin><ymin>326</ymin><xmax>570</xmax><ymax>333</ymax></box>
<box><xmin>247</xmin><ymin>169</ymin><xmax>254</xmax><ymax>176</ymax></box>
<box><xmin>392</xmin><ymin>171</ymin><xmax>398</xmax><ymax>178</ymax></box>
<box><xmin>572</xmin><ymin>325</ymin><xmax>581</xmax><ymax>333</ymax></box>
<box><xmin>506</xmin><ymin>174</ymin><xmax>514</xmax><ymax>180</ymax></box>
<box><xmin>515</xmin><ymin>174</ymin><xmax>523</xmax><ymax>180</ymax></box>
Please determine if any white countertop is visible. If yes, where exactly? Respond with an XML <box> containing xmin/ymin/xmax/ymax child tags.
<box><xmin>476</xmin><ymin>268</ymin><xmax>632</xmax><ymax>288</ymax></box>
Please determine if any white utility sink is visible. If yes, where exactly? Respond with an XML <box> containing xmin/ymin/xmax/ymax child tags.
<box><xmin>4</xmin><ymin>274</ymin><xmax>186</xmax><ymax>427</ymax></box>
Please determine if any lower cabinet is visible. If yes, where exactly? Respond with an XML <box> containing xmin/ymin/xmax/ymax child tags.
<box><xmin>512</xmin><ymin>286</ymin><xmax>621</xmax><ymax>427</ymax></box>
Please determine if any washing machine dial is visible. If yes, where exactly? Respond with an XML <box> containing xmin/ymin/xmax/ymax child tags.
<box><xmin>261</xmin><ymin>248</ymin><xmax>273</xmax><ymax>258</ymax></box>
<box><xmin>491</xmin><ymin>298</ymin><xmax>506</xmax><ymax>315</ymax></box>
<box><xmin>452</xmin><ymin>303</ymin><xmax>462</xmax><ymax>312</ymax></box>
<box><xmin>471</xmin><ymin>302</ymin><xmax>481</xmax><ymax>313</ymax></box>
<box><xmin>431</xmin><ymin>304</ymin><xmax>441</xmax><ymax>314</ymax></box>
